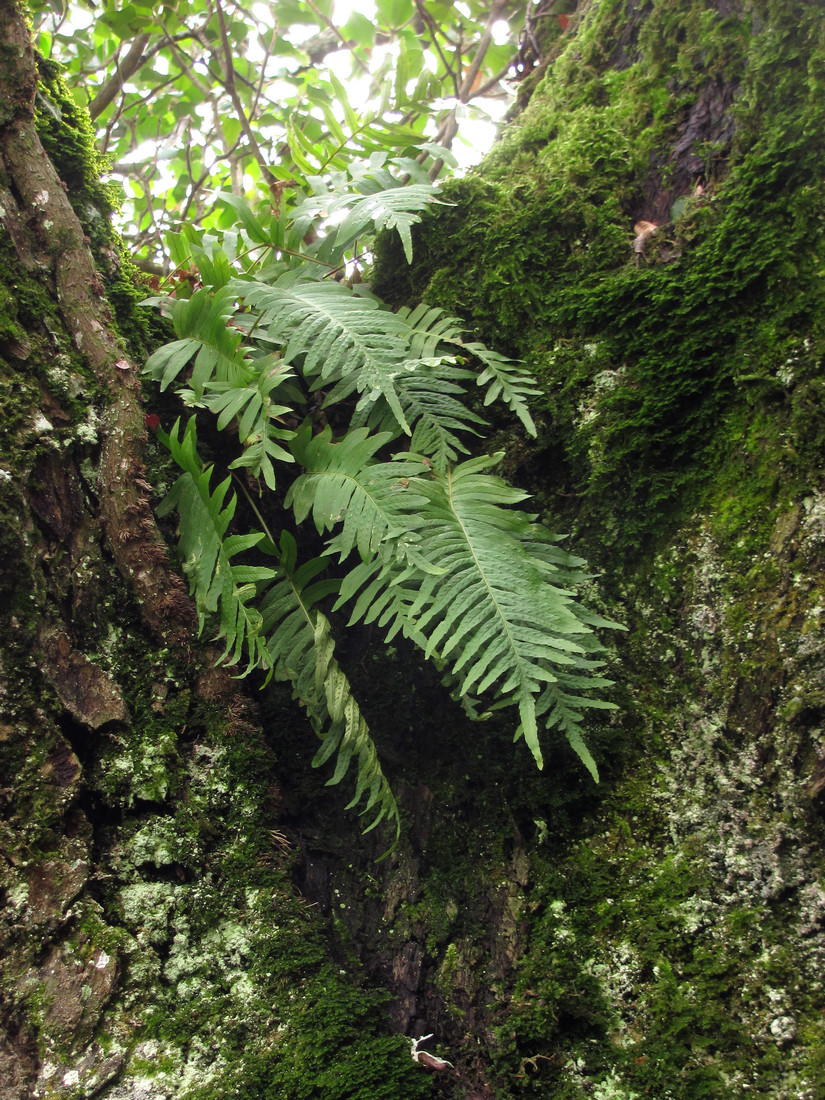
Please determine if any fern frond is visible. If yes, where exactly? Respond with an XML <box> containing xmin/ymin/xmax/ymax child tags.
<box><xmin>286</xmin><ymin>422</ymin><xmax>429</xmax><ymax>561</ymax></box>
<box><xmin>259</xmin><ymin>532</ymin><xmax>400</xmax><ymax>846</ymax></box>
<box><xmin>351</xmin><ymin>358</ymin><xmax>486</xmax><ymax>472</ymax></box>
<box><xmin>200</xmin><ymin>357</ymin><xmax>297</xmax><ymax>491</ymax></box>
<box><xmin>157</xmin><ymin>418</ymin><xmax>276</xmax><ymax>673</ymax></box>
<box><xmin>292</xmin><ymin>166</ymin><xmax>444</xmax><ymax>263</ymax></box>
<box><xmin>337</xmin><ymin>453</ymin><xmax>616</xmax><ymax>772</ymax></box>
<box><xmin>143</xmin><ymin>287</ymin><xmax>250</xmax><ymax>397</ymax></box>
<box><xmin>232</xmin><ymin>273</ymin><xmax>414</xmax><ymax>434</ymax></box>
<box><xmin>335</xmin><ymin>183</ymin><xmax>442</xmax><ymax>264</ymax></box>
<box><xmin>466</xmin><ymin>342</ymin><xmax>541</xmax><ymax>437</ymax></box>
<box><xmin>396</xmin><ymin>304</ymin><xmax>541</xmax><ymax>436</ymax></box>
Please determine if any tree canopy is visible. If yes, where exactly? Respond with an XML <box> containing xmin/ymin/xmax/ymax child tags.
<box><xmin>30</xmin><ymin>0</ymin><xmax>530</xmax><ymax>263</ymax></box>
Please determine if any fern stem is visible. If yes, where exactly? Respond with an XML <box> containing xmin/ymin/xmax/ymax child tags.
<box><xmin>232</xmin><ymin>472</ymin><xmax>280</xmax><ymax>547</ymax></box>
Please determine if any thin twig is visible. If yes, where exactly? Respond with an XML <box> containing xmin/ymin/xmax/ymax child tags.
<box><xmin>472</xmin><ymin>55</ymin><xmax>517</xmax><ymax>99</ymax></box>
<box><xmin>215</xmin><ymin>0</ymin><xmax>276</xmax><ymax>185</ymax></box>
<box><xmin>415</xmin><ymin>0</ymin><xmax>459</xmax><ymax>95</ymax></box>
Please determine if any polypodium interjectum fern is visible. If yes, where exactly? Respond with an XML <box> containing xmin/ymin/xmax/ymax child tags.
<box><xmin>145</xmin><ymin>163</ymin><xmax>622</xmax><ymax>848</ymax></box>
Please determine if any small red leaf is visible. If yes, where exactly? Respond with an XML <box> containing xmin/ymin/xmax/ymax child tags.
<box><xmin>144</xmin><ymin>414</ymin><xmax>161</xmax><ymax>431</ymax></box>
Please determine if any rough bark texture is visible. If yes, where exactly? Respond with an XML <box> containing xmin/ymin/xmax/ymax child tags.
<box><xmin>363</xmin><ymin>1</ymin><xmax>825</xmax><ymax>1096</ymax></box>
<box><xmin>2</xmin><ymin>0</ymin><xmax>825</xmax><ymax>1099</ymax></box>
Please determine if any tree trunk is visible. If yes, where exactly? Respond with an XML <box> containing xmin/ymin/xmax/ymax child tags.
<box><xmin>361</xmin><ymin>0</ymin><xmax>825</xmax><ymax>1096</ymax></box>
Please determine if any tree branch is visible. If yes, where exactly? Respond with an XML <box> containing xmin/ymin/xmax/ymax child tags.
<box><xmin>88</xmin><ymin>32</ymin><xmax>152</xmax><ymax>120</ymax></box>
<box><xmin>0</xmin><ymin>1</ymin><xmax>195</xmax><ymax>646</ymax></box>
<box><xmin>214</xmin><ymin>0</ymin><xmax>276</xmax><ymax>185</ymax></box>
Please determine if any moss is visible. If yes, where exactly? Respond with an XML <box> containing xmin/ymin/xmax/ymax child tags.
<box><xmin>361</xmin><ymin>2</ymin><xmax>825</xmax><ymax>1097</ymax></box>
<box><xmin>33</xmin><ymin>52</ymin><xmax>167</xmax><ymax>363</ymax></box>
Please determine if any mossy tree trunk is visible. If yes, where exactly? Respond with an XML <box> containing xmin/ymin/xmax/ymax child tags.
<box><xmin>345</xmin><ymin>1</ymin><xmax>825</xmax><ymax>1097</ymax></box>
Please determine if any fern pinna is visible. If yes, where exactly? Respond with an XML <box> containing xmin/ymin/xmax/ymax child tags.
<box><xmin>144</xmin><ymin>161</ymin><xmax>621</xmax><ymax>849</ymax></box>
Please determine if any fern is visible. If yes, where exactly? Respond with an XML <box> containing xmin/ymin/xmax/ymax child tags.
<box><xmin>156</xmin><ymin>418</ymin><xmax>276</xmax><ymax>672</ymax></box>
<box><xmin>285</xmin><ymin>422</ymin><xmax>428</xmax><ymax>560</ymax></box>
<box><xmin>156</xmin><ymin>419</ymin><xmax>400</xmax><ymax>840</ymax></box>
<box><xmin>292</xmin><ymin>160</ymin><xmax>447</xmax><ymax>264</ymax></box>
<box><xmin>144</xmin><ymin>286</ymin><xmax>250</xmax><ymax>397</ymax></box>
<box><xmin>232</xmin><ymin>273</ymin><xmax>417</xmax><ymax>434</ymax></box>
<box><xmin>198</xmin><ymin>358</ymin><xmax>296</xmax><ymax>491</ymax></box>
<box><xmin>350</xmin><ymin>358</ymin><xmax>485</xmax><ymax>472</ymax></box>
<box><xmin>259</xmin><ymin>532</ymin><xmax>400</xmax><ymax>847</ymax></box>
<box><xmin>335</xmin><ymin>454</ymin><xmax>618</xmax><ymax>776</ymax></box>
<box><xmin>145</xmin><ymin>166</ymin><xmax>621</xmax><ymax>846</ymax></box>
<box><xmin>396</xmin><ymin>304</ymin><xmax>542</xmax><ymax>436</ymax></box>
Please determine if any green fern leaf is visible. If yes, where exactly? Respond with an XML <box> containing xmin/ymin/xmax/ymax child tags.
<box><xmin>337</xmin><ymin>453</ymin><xmax>615</xmax><ymax>771</ymax></box>
<box><xmin>232</xmin><ymin>273</ymin><xmax>414</xmax><ymax>434</ymax></box>
<box><xmin>286</xmin><ymin>422</ymin><xmax>428</xmax><ymax>561</ymax></box>
<box><xmin>143</xmin><ymin>286</ymin><xmax>250</xmax><ymax>397</ymax></box>
<box><xmin>466</xmin><ymin>343</ymin><xmax>541</xmax><ymax>438</ymax></box>
<box><xmin>157</xmin><ymin>418</ymin><xmax>276</xmax><ymax>673</ymax></box>
<box><xmin>199</xmin><ymin>357</ymin><xmax>297</xmax><ymax>491</ymax></box>
<box><xmin>292</xmin><ymin>167</ymin><xmax>444</xmax><ymax>263</ymax></box>
<box><xmin>350</xmin><ymin>358</ymin><xmax>486</xmax><ymax>472</ymax></box>
<box><xmin>396</xmin><ymin>304</ymin><xmax>541</xmax><ymax>436</ymax></box>
<box><xmin>259</xmin><ymin>532</ymin><xmax>400</xmax><ymax>847</ymax></box>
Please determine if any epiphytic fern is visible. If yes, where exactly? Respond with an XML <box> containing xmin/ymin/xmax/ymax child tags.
<box><xmin>285</xmin><ymin>422</ymin><xmax>429</xmax><ymax>559</ymax></box>
<box><xmin>156</xmin><ymin>418</ymin><xmax>400</xmax><ymax>840</ymax></box>
<box><xmin>145</xmin><ymin>162</ymin><xmax>621</xmax><ymax>847</ymax></box>
<box><xmin>156</xmin><ymin>417</ymin><xmax>276</xmax><ymax>673</ymax></box>
<box><xmin>144</xmin><ymin>285</ymin><xmax>249</xmax><ymax>396</ymax></box>
<box><xmin>395</xmin><ymin>303</ymin><xmax>542</xmax><ymax>436</ymax></box>
<box><xmin>259</xmin><ymin>532</ymin><xmax>399</xmax><ymax>846</ymax></box>
<box><xmin>292</xmin><ymin>157</ymin><xmax>449</xmax><ymax>264</ymax></box>
<box><xmin>335</xmin><ymin>453</ymin><xmax>618</xmax><ymax>779</ymax></box>
<box><xmin>232</xmin><ymin>273</ymin><xmax>420</xmax><ymax>434</ymax></box>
